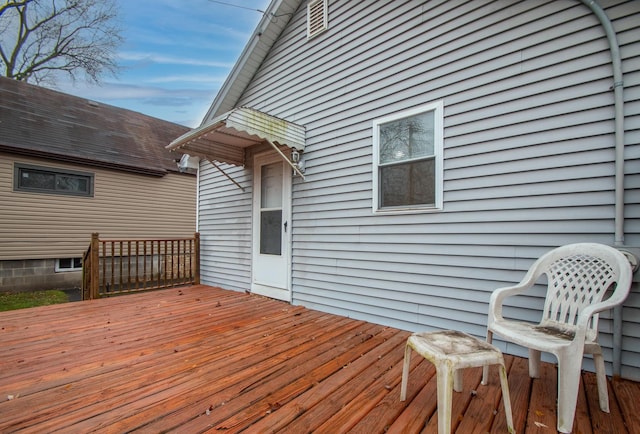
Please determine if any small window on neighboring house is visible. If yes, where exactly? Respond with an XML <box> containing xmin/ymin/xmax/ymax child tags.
<box><xmin>56</xmin><ymin>258</ymin><xmax>82</xmax><ymax>272</ymax></box>
<box><xmin>14</xmin><ymin>163</ymin><xmax>94</xmax><ymax>197</ymax></box>
<box><xmin>372</xmin><ymin>101</ymin><xmax>444</xmax><ymax>213</ymax></box>
<box><xmin>307</xmin><ymin>0</ymin><xmax>328</xmax><ymax>39</ymax></box>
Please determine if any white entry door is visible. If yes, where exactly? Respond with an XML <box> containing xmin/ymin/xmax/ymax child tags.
<box><xmin>251</xmin><ymin>152</ymin><xmax>292</xmax><ymax>301</ymax></box>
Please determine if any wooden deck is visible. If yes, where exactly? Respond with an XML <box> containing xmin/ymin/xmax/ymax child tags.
<box><xmin>1</xmin><ymin>285</ymin><xmax>638</xmax><ymax>433</ymax></box>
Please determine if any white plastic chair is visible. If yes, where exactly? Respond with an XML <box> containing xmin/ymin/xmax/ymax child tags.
<box><xmin>482</xmin><ymin>243</ymin><xmax>633</xmax><ymax>433</ymax></box>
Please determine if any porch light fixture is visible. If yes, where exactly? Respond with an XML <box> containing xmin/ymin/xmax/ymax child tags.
<box><xmin>291</xmin><ymin>149</ymin><xmax>305</xmax><ymax>174</ymax></box>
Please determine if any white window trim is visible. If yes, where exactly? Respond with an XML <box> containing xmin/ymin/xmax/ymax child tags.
<box><xmin>372</xmin><ymin>101</ymin><xmax>444</xmax><ymax>214</ymax></box>
<box><xmin>55</xmin><ymin>258</ymin><xmax>83</xmax><ymax>273</ymax></box>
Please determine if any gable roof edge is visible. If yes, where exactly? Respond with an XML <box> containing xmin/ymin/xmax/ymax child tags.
<box><xmin>202</xmin><ymin>0</ymin><xmax>303</xmax><ymax>122</ymax></box>
<box><xmin>0</xmin><ymin>144</ymin><xmax>172</xmax><ymax>177</ymax></box>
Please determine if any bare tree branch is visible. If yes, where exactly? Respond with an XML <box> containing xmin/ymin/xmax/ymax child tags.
<box><xmin>0</xmin><ymin>0</ymin><xmax>122</xmax><ymax>85</ymax></box>
<box><xmin>0</xmin><ymin>1</ymin><xmax>31</xmax><ymax>18</ymax></box>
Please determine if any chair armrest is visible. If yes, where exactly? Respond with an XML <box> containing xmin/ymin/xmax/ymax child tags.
<box><xmin>488</xmin><ymin>283</ymin><xmax>533</xmax><ymax>323</ymax></box>
<box><xmin>576</xmin><ymin>270</ymin><xmax>632</xmax><ymax>338</ymax></box>
<box><xmin>488</xmin><ymin>263</ymin><xmax>543</xmax><ymax>324</ymax></box>
<box><xmin>577</xmin><ymin>292</ymin><xmax>630</xmax><ymax>330</ymax></box>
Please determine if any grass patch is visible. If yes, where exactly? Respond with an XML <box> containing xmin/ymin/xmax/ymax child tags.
<box><xmin>0</xmin><ymin>290</ymin><xmax>69</xmax><ymax>312</ymax></box>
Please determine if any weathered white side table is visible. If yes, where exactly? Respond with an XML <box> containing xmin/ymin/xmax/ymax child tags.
<box><xmin>400</xmin><ymin>330</ymin><xmax>515</xmax><ymax>434</ymax></box>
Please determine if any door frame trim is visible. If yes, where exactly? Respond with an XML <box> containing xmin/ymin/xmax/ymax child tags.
<box><xmin>250</xmin><ymin>151</ymin><xmax>292</xmax><ymax>302</ymax></box>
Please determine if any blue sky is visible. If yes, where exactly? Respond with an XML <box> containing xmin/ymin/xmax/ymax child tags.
<box><xmin>58</xmin><ymin>0</ymin><xmax>271</xmax><ymax>127</ymax></box>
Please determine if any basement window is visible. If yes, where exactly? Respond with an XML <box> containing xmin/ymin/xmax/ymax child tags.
<box><xmin>14</xmin><ymin>163</ymin><xmax>94</xmax><ymax>197</ymax></box>
<box><xmin>307</xmin><ymin>0</ymin><xmax>328</xmax><ymax>39</ymax></box>
<box><xmin>56</xmin><ymin>258</ymin><xmax>82</xmax><ymax>272</ymax></box>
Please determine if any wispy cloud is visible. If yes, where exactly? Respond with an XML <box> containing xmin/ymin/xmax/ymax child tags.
<box><xmin>120</xmin><ymin>1</ymin><xmax>261</xmax><ymax>50</ymax></box>
<box><xmin>59</xmin><ymin>81</ymin><xmax>213</xmax><ymax>101</ymax></box>
<box><xmin>56</xmin><ymin>80</ymin><xmax>217</xmax><ymax>127</ymax></box>
<box><xmin>146</xmin><ymin>74</ymin><xmax>227</xmax><ymax>85</ymax></box>
<box><xmin>50</xmin><ymin>0</ymin><xmax>270</xmax><ymax>127</ymax></box>
<box><xmin>118</xmin><ymin>51</ymin><xmax>233</xmax><ymax>68</ymax></box>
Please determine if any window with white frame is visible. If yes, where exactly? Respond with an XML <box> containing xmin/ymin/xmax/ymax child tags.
<box><xmin>307</xmin><ymin>0</ymin><xmax>328</xmax><ymax>39</ymax></box>
<box><xmin>56</xmin><ymin>257</ymin><xmax>82</xmax><ymax>272</ymax></box>
<box><xmin>372</xmin><ymin>101</ymin><xmax>443</xmax><ymax>213</ymax></box>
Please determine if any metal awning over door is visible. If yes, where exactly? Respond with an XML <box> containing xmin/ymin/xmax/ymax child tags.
<box><xmin>166</xmin><ymin>107</ymin><xmax>305</xmax><ymax>167</ymax></box>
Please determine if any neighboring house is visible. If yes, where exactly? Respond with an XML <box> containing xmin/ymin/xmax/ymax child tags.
<box><xmin>0</xmin><ymin>77</ymin><xmax>196</xmax><ymax>293</ymax></box>
<box><xmin>168</xmin><ymin>0</ymin><xmax>640</xmax><ymax>380</ymax></box>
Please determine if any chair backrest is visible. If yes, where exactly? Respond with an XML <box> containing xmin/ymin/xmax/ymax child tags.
<box><xmin>532</xmin><ymin>243</ymin><xmax>633</xmax><ymax>342</ymax></box>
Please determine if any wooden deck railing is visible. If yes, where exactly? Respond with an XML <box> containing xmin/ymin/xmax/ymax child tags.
<box><xmin>82</xmin><ymin>233</ymin><xmax>200</xmax><ymax>300</ymax></box>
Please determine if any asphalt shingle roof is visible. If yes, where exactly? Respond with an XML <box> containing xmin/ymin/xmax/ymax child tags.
<box><xmin>0</xmin><ymin>77</ymin><xmax>191</xmax><ymax>176</ymax></box>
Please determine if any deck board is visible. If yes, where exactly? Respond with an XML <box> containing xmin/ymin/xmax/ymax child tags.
<box><xmin>0</xmin><ymin>285</ymin><xmax>637</xmax><ymax>433</ymax></box>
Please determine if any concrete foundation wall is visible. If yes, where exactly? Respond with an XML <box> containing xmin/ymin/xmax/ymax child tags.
<box><xmin>0</xmin><ymin>259</ymin><xmax>81</xmax><ymax>293</ymax></box>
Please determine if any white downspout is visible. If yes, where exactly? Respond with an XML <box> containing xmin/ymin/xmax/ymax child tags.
<box><xmin>580</xmin><ymin>0</ymin><xmax>625</xmax><ymax>377</ymax></box>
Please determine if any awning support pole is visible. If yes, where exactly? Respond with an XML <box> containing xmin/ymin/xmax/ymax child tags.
<box><xmin>211</xmin><ymin>160</ymin><xmax>245</xmax><ymax>191</ymax></box>
<box><xmin>266</xmin><ymin>139</ymin><xmax>306</xmax><ymax>180</ymax></box>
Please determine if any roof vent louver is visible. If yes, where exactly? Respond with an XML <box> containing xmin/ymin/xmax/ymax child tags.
<box><xmin>307</xmin><ymin>0</ymin><xmax>328</xmax><ymax>39</ymax></box>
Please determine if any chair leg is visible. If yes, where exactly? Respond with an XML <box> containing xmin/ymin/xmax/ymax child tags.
<box><xmin>436</xmin><ymin>365</ymin><xmax>454</xmax><ymax>434</ymax></box>
<box><xmin>528</xmin><ymin>349</ymin><xmax>541</xmax><ymax>378</ymax></box>
<box><xmin>592</xmin><ymin>348</ymin><xmax>610</xmax><ymax>413</ymax></box>
<box><xmin>453</xmin><ymin>368</ymin><xmax>463</xmax><ymax>392</ymax></box>
<box><xmin>482</xmin><ymin>330</ymin><xmax>493</xmax><ymax>385</ymax></box>
<box><xmin>556</xmin><ymin>354</ymin><xmax>582</xmax><ymax>433</ymax></box>
<box><xmin>400</xmin><ymin>343</ymin><xmax>412</xmax><ymax>401</ymax></box>
<box><xmin>498</xmin><ymin>362</ymin><xmax>515</xmax><ymax>434</ymax></box>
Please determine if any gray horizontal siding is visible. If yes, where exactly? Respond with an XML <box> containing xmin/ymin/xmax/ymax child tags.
<box><xmin>198</xmin><ymin>161</ymin><xmax>253</xmax><ymax>292</ymax></box>
<box><xmin>197</xmin><ymin>0</ymin><xmax>640</xmax><ymax>380</ymax></box>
